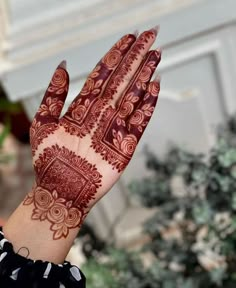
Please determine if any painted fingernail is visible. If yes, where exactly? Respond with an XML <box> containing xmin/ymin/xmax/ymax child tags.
<box><xmin>58</xmin><ymin>60</ymin><xmax>67</xmax><ymax>69</ymax></box>
<box><xmin>150</xmin><ymin>25</ymin><xmax>160</xmax><ymax>36</ymax></box>
<box><xmin>133</xmin><ymin>30</ymin><xmax>139</xmax><ymax>37</ymax></box>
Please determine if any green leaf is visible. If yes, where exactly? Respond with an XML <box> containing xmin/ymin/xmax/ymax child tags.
<box><xmin>192</xmin><ymin>202</ymin><xmax>212</xmax><ymax>224</ymax></box>
<box><xmin>0</xmin><ymin>118</ymin><xmax>11</xmax><ymax>148</ymax></box>
<box><xmin>209</xmin><ymin>267</ymin><xmax>226</xmax><ymax>285</ymax></box>
<box><xmin>232</xmin><ymin>193</ymin><xmax>236</xmax><ymax>210</ymax></box>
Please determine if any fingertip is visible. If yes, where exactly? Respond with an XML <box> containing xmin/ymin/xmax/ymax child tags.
<box><xmin>132</xmin><ymin>30</ymin><xmax>139</xmax><ymax>37</ymax></box>
<box><xmin>58</xmin><ymin>60</ymin><xmax>67</xmax><ymax>70</ymax></box>
<box><xmin>154</xmin><ymin>74</ymin><xmax>161</xmax><ymax>84</ymax></box>
<box><xmin>150</xmin><ymin>25</ymin><xmax>160</xmax><ymax>36</ymax></box>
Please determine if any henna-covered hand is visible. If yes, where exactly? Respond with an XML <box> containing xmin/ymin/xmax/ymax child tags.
<box><xmin>24</xmin><ymin>27</ymin><xmax>161</xmax><ymax>240</ymax></box>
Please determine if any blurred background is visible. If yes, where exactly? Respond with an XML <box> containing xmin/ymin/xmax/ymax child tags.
<box><xmin>1</xmin><ymin>0</ymin><xmax>236</xmax><ymax>287</ymax></box>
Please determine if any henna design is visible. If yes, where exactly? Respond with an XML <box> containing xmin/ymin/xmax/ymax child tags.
<box><xmin>28</xmin><ymin>28</ymin><xmax>161</xmax><ymax>240</ymax></box>
<box><xmin>91</xmin><ymin>51</ymin><xmax>161</xmax><ymax>171</ymax></box>
<box><xmin>30</xmin><ymin>119</ymin><xmax>58</xmax><ymax>156</ymax></box>
<box><xmin>31</xmin><ymin>65</ymin><xmax>69</xmax><ymax>155</ymax></box>
<box><xmin>61</xmin><ymin>34</ymin><xmax>136</xmax><ymax>137</ymax></box>
<box><xmin>24</xmin><ymin>145</ymin><xmax>102</xmax><ymax>239</ymax></box>
<box><xmin>60</xmin><ymin>30</ymin><xmax>157</xmax><ymax>138</ymax></box>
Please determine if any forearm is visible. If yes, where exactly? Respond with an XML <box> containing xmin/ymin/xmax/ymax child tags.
<box><xmin>3</xmin><ymin>188</ymin><xmax>80</xmax><ymax>264</ymax></box>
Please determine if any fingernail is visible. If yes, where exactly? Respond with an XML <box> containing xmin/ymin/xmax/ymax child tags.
<box><xmin>150</xmin><ymin>25</ymin><xmax>160</xmax><ymax>36</ymax></box>
<box><xmin>133</xmin><ymin>30</ymin><xmax>139</xmax><ymax>37</ymax></box>
<box><xmin>155</xmin><ymin>47</ymin><xmax>162</xmax><ymax>55</ymax></box>
<box><xmin>58</xmin><ymin>60</ymin><xmax>67</xmax><ymax>69</ymax></box>
<box><xmin>154</xmin><ymin>74</ymin><xmax>161</xmax><ymax>83</ymax></box>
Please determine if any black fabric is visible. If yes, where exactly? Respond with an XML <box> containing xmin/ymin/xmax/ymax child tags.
<box><xmin>0</xmin><ymin>227</ymin><xmax>86</xmax><ymax>288</ymax></box>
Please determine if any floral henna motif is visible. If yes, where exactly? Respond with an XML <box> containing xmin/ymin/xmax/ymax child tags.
<box><xmin>30</xmin><ymin>119</ymin><xmax>58</xmax><ymax>156</ymax></box>
<box><xmin>60</xmin><ymin>31</ymin><xmax>157</xmax><ymax>138</ymax></box>
<box><xmin>61</xmin><ymin>34</ymin><xmax>136</xmax><ymax>137</ymax></box>
<box><xmin>91</xmin><ymin>53</ymin><xmax>160</xmax><ymax>172</ymax></box>
<box><xmin>31</xmin><ymin>66</ymin><xmax>69</xmax><ymax>155</ymax></box>
<box><xmin>24</xmin><ymin>187</ymin><xmax>84</xmax><ymax>239</ymax></box>
<box><xmin>24</xmin><ymin>145</ymin><xmax>102</xmax><ymax>239</ymax></box>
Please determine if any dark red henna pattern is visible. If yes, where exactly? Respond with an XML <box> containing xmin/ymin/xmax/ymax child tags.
<box><xmin>24</xmin><ymin>145</ymin><xmax>102</xmax><ymax>240</ymax></box>
<box><xmin>91</xmin><ymin>50</ymin><xmax>161</xmax><ymax>172</ymax></box>
<box><xmin>31</xmin><ymin>65</ymin><xmax>69</xmax><ymax>155</ymax></box>
<box><xmin>60</xmin><ymin>34</ymin><xmax>136</xmax><ymax>137</ymax></box>
<box><xmin>27</xmin><ymin>29</ymin><xmax>161</xmax><ymax>240</ymax></box>
<box><xmin>60</xmin><ymin>30</ymin><xmax>157</xmax><ymax>138</ymax></box>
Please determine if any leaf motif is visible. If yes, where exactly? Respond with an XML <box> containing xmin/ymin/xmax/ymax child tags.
<box><xmin>138</xmin><ymin>126</ymin><xmax>143</xmax><ymax>133</ymax></box>
<box><xmin>121</xmin><ymin>120</ymin><xmax>126</xmax><ymax>127</ymax></box>
<box><xmin>142</xmin><ymin>104</ymin><xmax>151</xmax><ymax>110</ymax></box>
<box><xmin>52</xmin><ymin>190</ymin><xmax>58</xmax><ymax>200</ymax></box>
<box><xmin>32</xmin><ymin>209</ymin><xmax>43</xmax><ymax>220</ymax></box>
<box><xmin>132</xmin><ymin>96</ymin><xmax>139</xmax><ymax>103</ymax></box>
<box><xmin>126</xmin><ymin>92</ymin><xmax>134</xmax><ymax>101</ymax></box>
<box><xmin>95</xmin><ymin>79</ymin><xmax>103</xmax><ymax>88</ymax></box>
<box><xmin>112</xmin><ymin>129</ymin><xmax>117</xmax><ymax>138</ymax></box>
<box><xmin>144</xmin><ymin>111</ymin><xmax>152</xmax><ymax>117</ymax></box>
<box><xmin>40</xmin><ymin>211</ymin><xmax>47</xmax><ymax>221</ymax></box>
<box><xmin>92</xmin><ymin>89</ymin><xmax>100</xmax><ymax>95</ymax></box>
<box><xmin>84</xmin><ymin>99</ymin><xmax>90</xmax><ymax>107</ymax></box>
<box><xmin>117</xmin><ymin>131</ymin><xmax>123</xmax><ymax>143</ymax></box>
<box><xmin>66</xmin><ymin>200</ymin><xmax>73</xmax><ymax>208</ymax></box>
<box><xmin>55</xmin><ymin>198</ymin><xmax>66</xmax><ymax>204</ymax></box>
<box><xmin>24</xmin><ymin>196</ymin><xmax>33</xmax><ymax>206</ymax></box>
<box><xmin>116</xmin><ymin>118</ymin><xmax>122</xmax><ymax>126</ymax></box>
<box><xmin>113</xmin><ymin>139</ymin><xmax>120</xmax><ymax>149</ymax></box>
<box><xmin>51</xmin><ymin>223</ymin><xmax>69</xmax><ymax>239</ymax></box>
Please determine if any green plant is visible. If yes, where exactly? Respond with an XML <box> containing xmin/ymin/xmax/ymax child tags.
<box><xmin>129</xmin><ymin>114</ymin><xmax>236</xmax><ymax>287</ymax></box>
<box><xmin>82</xmin><ymin>114</ymin><xmax>236</xmax><ymax>288</ymax></box>
<box><xmin>0</xmin><ymin>98</ymin><xmax>22</xmax><ymax>163</ymax></box>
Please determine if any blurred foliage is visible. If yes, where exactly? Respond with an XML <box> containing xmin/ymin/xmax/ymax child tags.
<box><xmin>0</xmin><ymin>98</ymin><xmax>22</xmax><ymax>163</ymax></box>
<box><xmin>83</xmin><ymin>114</ymin><xmax>236</xmax><ymax>288</ymax></box>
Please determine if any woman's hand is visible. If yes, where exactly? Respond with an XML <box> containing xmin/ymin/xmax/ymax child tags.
<box><xmin>23</xmin><ymin>27</ymin><xmax>161</xmax><ymax>241</ymax></box>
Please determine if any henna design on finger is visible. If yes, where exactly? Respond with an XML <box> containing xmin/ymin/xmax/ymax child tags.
<box><xmin>128</xmin><ymin>80</ymin><xmax>160</xmax><ymax>134</ymax></box>
<box><xmin>60</xmin><ymin>30</ymin><xmax>157</xmax><ymax>138</ymax></box>
<box><xmin>31</xmin><ymin>66</ymin><xmax>69</xmax><ymax>155</ymax></box>
<box><xmin>60</xmin><ymin>34</ymin><xmax>136</xmax><ymax>137</ymax></box>
<box><xmin>91</xmin><ymin>51</ymin><xmax>161</xmax><ymax>172</ymax></box>
<box><xmin>24</xmin><ymin>145</ymin><xmax>102</xmax><ymax>240</ymax></box>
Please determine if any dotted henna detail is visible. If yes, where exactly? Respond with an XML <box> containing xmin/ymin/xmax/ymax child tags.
<box><xmin>24</xmin><ymin>145</ymin><xmax>102</xmax><ymax>239</ymax></box>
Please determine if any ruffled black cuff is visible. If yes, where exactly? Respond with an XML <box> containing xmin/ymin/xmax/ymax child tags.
<box><xmin>0</xmin><ymin>227</ymin><xmax>86</xmax><ymax>288</ymax></box>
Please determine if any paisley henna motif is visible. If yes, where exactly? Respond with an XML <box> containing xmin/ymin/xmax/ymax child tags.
<box><xmin>24</xmin><ymin>145</ymin><xmax>102</xmax><ymax>239</ymax></box>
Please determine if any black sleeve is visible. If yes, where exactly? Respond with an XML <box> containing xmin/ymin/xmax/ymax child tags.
<box><xmin>0</xmin><ymin>227</ymin><xmax>86</xmax><ymax>288</ymax></box>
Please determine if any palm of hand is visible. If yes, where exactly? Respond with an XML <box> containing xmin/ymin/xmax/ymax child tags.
<box><xmin>24</xmin><ymin>29</ymin><xmax>161</xmax><ymax>240</ymax></box>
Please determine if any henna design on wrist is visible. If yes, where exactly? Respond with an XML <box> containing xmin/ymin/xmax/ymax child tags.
<box><xmin>24</xmin><ymin>145</ymin><xmax>102</xmax><ymax>239</ymax></box>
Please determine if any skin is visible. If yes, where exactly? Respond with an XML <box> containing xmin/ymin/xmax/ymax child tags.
<box><xmin>3</xmin><ymin>27</ymin><xmax>161</xmax><ymax>264</ymax></box>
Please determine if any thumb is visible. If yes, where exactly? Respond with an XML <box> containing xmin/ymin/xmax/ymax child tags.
<box><xmin>35</xmin><ymin>60</ymin><xmax>70</xmax><ymax>123</ymax></box>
